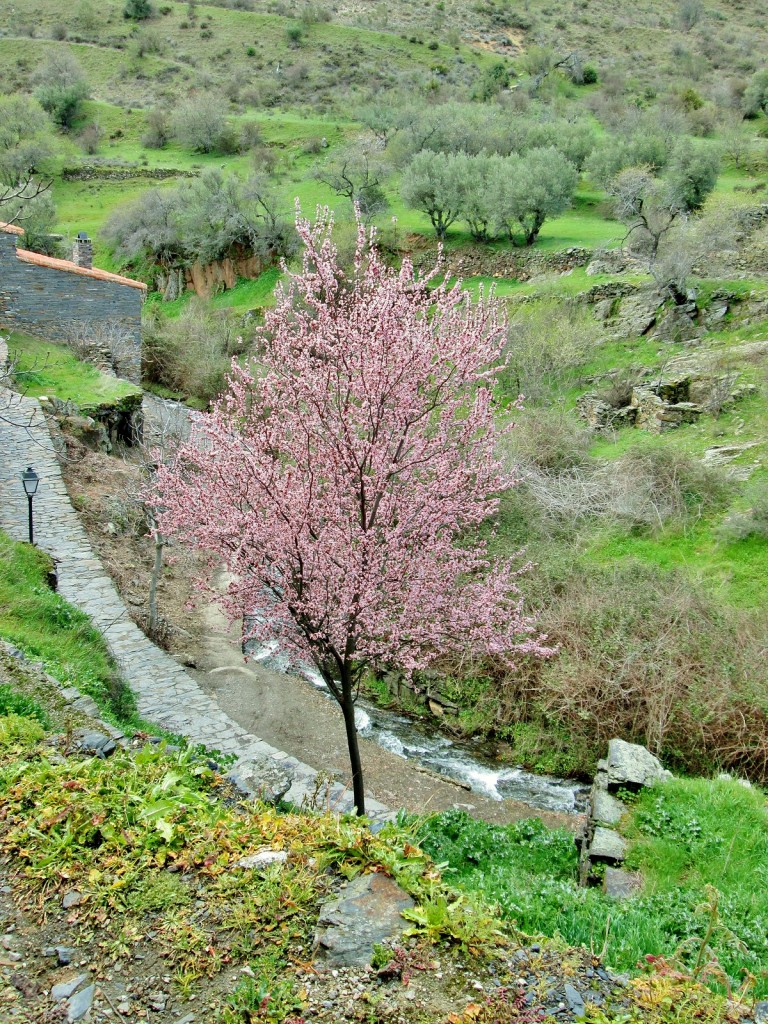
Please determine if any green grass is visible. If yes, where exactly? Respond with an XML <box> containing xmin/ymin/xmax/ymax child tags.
<box><xmin>0</xmin><ymin>530</ymin><xmax>138</xmax><ymax>727</ymax></box>
<box><xmin>9</xmin><ymin>331</ymin><xmax>142</xmax><ymax>409</ymax></box>
<box><xmin>419</xmin><ymin>777</ymin><xmax>768</xmax><ymax>997</ymax></box>
<box><xmin>0</xmin><ymin>2</ymin><xmax>493</xmax><ymax>111</ymax></box>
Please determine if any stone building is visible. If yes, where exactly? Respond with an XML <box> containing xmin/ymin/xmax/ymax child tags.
<box><xmin>0</xmin><ymin>223</ymin><xmax>146</xmax><ymax>384</ymax></box>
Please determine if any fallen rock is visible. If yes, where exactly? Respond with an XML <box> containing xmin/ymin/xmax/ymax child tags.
<box><xmin>77</xmin><ymin>731</ymin><xmax>117</xmax><ymax>758</ymax></box>
<box><xmin>67</xmin><ymin>982</ymin><xmax>95</xmax><ymax>1022</ymax></box>
<box><xmin>237</xmin><ymin>850</ymin><xmax>289</xmax><ymax>870</ymax></box>
<box><xmin>564</xmin><ymin>983</ymin><xmax>586</xmax><ymax>1016</ymax></box>
<box><xmin>62</xmin><ymin>891</ymin><xmax>83</xmax><ymax>910</ymax></box>
<box><xmin>226</xmin><ymin>756</ymin><xmax>294</xmax><ymax>805</ymax></box>
<box><xmin>314</xmin><ymin>873</ymin><xmax>415</xmax><ymax>967</ymax></box>
<box><xmin>592</xmin><ymin>789</ymin><xmax>626</xmax><ymax>826</ymax></box>
<box><xmin>52</xmin><ymin>974</ymin><xmax>89</xmax><ymax>1001</ymax></box>
<box><xmin>606</xmin><ymin>738</ymin><xmax>671</xmax><ymax>790</ymax></box>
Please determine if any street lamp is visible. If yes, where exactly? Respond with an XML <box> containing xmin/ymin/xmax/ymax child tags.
<box><xmin>21</xmin><ymin>466</ymin><xmax>39</xmax><ymax>545</ymax></box>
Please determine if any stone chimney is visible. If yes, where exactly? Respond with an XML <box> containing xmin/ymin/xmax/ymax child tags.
<box><xmin>72</xmin><ymin>232</ymin><xmax>93</xmax><ymax>270</ymax></box>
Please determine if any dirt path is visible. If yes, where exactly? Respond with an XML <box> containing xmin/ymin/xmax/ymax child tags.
<box><xmin>187</xmin><ymin>596</ymin><xmax>579</xmax><ymax>831</ymax></box>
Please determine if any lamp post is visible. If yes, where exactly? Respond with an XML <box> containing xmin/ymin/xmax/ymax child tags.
<box><xmin>21</xmin><ymin>466</ymin><xmax>39</xmax><ymax>545</ymax></box>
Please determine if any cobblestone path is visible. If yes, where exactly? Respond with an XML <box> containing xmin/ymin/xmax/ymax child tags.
<box><xmin>0</xmin><ymin>382</ymin><xmax>391</xmax><ymax>821</ymax></box>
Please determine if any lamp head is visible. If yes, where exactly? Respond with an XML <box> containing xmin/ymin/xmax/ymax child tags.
<box><xmin>22</xmin><ymin>466</ymin><xmax>39</xmax><ymax>497</ymax></box>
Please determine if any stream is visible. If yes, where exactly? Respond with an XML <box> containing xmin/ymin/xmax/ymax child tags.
<box><xmin>141</xmin><ymin>395</ymin><xmax>589</xmax><ymax>819</ymax></box>
<box><xmin>246</xmin><ymin>636</ymin><xmax>589</xmax><ymax>817</ymax></box>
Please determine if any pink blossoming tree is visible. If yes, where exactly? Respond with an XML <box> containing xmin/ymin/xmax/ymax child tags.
<box><xmin>154</xmin><ymin>210</ymin><xmax>552</xmax><ymax>815</ymax></box>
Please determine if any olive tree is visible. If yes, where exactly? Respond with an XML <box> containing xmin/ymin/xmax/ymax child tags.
<box><xmin>494</xmin><ymin>147</ymin><xmax>579</xmax><ymax>245</ymax></box>
<box><xmin>0</xmin><ymin>95</ymin><xmax>58</xmax><ymax>186</ymax></box>
<box><xmin>401</xmin><ymin>150</ymin><xmax>463</xmax><ymax>239</ymax></box>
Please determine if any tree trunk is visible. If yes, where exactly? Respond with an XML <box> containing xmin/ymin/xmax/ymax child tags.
<box><xmin>148</xmin><ymin>530</ymin><xmax>164</xmax><ymax>633</ymax></box>
<box><xmin>339</xmin><ymin>667</ymin><xmax>366</xmax><ymax>816</ymax></box>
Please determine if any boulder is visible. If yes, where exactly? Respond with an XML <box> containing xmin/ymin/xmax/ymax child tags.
<box><xmin>56</xmin><ymin>414</ymin><xmax>111</xmax><ymax>453</ymax></box>
<box><xmin>608</xmin><ymin>292</ymin><xmax>661</xmax><ymax>337</ymax></box>
<box><xmin>313</xmin><ymin>873</ymin><xmax>415</xmax><ymax>967</ymax></box>
<box><xmin>226</xmin><ymin>755</ymin><xmax>294</xmax><ymax>805</ymax></box>
<box><xmin>606</xmin><ymin>738</ymin><xmax>671</xmax><ymax>790</ymax></box>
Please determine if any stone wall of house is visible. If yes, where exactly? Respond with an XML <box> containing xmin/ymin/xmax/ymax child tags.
<box><xmin>0</xmin><ymin>229</ymin><xmax>144</xmax><ymax>384</ymax></box>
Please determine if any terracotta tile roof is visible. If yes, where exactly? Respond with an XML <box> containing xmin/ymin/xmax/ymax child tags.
<box><xmin>16</xmin><ymin>246</ymin><xmax>147</xmax><ymax>291</ymax></box>
<box><xmin>1</xmin><ymin>221</ymin><xmax>147</xmax><ymax>291</ymax></box>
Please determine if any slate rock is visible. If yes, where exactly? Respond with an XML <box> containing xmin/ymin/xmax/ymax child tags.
<box><xmin>226</xmin><ymin>756</ymin><xmax>294</xmax><ymax>805</ymax></box>
<box><xmin>592</xmin><ymin>789</ymin><xmax>626</xmax><ymax>826</ymax></box>
<box><xmin>588</xmin><ymin>827</ymin><xmax>627</xmax><ymax>863</ymax></box>
<box><xmin>62</xmin><ymin>891</ymin><xmax>83</xmax><ymax>909</ymax></box>
<box><xmin>67</xmin><ymin>982</ymin><xmax>95</xmax><ymax>1022</ymax></box>
<box><xmin>313</xmin><ymin>873</ymin><xmax>415</xmax><ymax>967</ymax></box>
<box><xmin>56</xmin><ymin>945</ymin><xmax>76</xmax><ymax>965</ymax></box>
<box><xmin>606</xmin><ymin>739</ymin><xmax>671</xmax><ymax>791</ymax></box>
<box><xmin>564</xmin><ymin>983</ymin><xmax>585</xmax><ymax>1017</ymax></box>
<box><xmin>52</xmin><ymin>975</ymin><xmax>88</xmax><ymax>1001</ymax></box>
<box><xmin>77</xmin><ymin>731</ymin><xmax>117</xmax><ymax>758</ymax></box>
<box><xmin>604</xmin><ymin>867</ymin><xmax>644</xmax><ymax>899</ymax></box>
<box><xmin>754</xmin><ymin>1001</ymin><xmax>768</xmax><ymax>1023</ymax></box>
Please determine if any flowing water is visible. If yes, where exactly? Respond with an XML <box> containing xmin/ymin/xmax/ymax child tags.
<box><xmin>148</xmin><ymin>395</ymin><xmax>589</xmax><ymax>818</ymax></box>
<box><xmin>245</xmin><ymin>635</ymin><xmax>589</xmax><ymax>816</ymax></box>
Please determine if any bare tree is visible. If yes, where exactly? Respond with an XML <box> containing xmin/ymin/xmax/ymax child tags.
<box><xmin>0</xmin><ymin>171</ymin><xmax>52</xmax><ymax>226</ymax></box>
<box><xmin>128</xmin><ymin>401</ymin><xmax>191</xmax><ymax>640</ymax></box>
<box><xmin>314</xmin><ymin>144</ymin><xmax>389</xmax><ymax>220</ymax></box>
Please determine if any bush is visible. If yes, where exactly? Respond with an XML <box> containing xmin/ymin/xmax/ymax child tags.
<box><xmin>124</xmin><ymin>0</ymin><xmax>154</xmax><ymax>17</ymax></box>
<box><xmin>581</xmin><ymin>63</ymin><xmax>597</xmax><ymax>84</ymax></box>
<box><xmin>170</xmin><ymin>94</ymin><xmax>235</xmax><ymax>154</ymax></box>
<box><xmin>141</xmin><ymin>302</ymin><xmax>250</xmax><ymax>403</ymax></box>
<box><xmin>32</xmin><ymin>52</ymin><xmax>90</xmax><ymax>129</ymax></box>
<box><xmin>505</xmin><ymin>410</ymin><xmax>593</xmax><ymax>474</ymax></box>
<box><xmin>501</xmin><ymin>299</ymin><xmax>598</xmax><ymax>402</ymax></box>
<box><xmin>716</xmin><ymin>479</ymin><xmax>768</xmax><ymax>542</ymax></box>
<box><xmin>523</xmin><ymin>562</ymin><xmax>768</xmax><ymax>780</ymax></box>
<box><xmin>141</xmin><ymin>107</ymin><xmax>170</xmax><ymax>148</ymax></box>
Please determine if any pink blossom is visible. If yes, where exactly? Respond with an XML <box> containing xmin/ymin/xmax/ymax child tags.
<box><xmin>154</xmin><ymin>209</ymin><xmax>553</xmax><ymax>813</ymax></box>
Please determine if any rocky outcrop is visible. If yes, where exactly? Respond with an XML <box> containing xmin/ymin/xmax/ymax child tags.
<box><xmin>156</xmin><ymin>253</ymin><xmax>269</xmax><ymax>301</ymax></box>
<box><xmin>578</xmin><ymin>362</ymin><xmax>752</xmax><ymax>435</ymax></box>
<box><xmin>40</xmin><ymin>390</ymin><xmax>144</xmax><ymax>450</ymax></box>
<box><xmin>414</xmin><ymin>244</ymin><xmax>593</xmax><ymax>282</ymax></box>
<box><xmin>577</xmin><ymin>739</ymin><xmax>672</xmax><ymax>892</ymax></box>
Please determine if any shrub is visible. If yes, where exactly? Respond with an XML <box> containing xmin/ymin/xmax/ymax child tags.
<box><xmin>141</xmin><ymin>107</ymin><xmax>170</xmax><ymax>148</ymax></box>
<box><xmin>483</xmin><ymin>560</ymin><xmax>768</xmax><ymax>782</ymax></box>
<box><xmin>505</xmin><ymin>410</ymin><xmax>593</xmax><ymax>474</ymax></box>
<box><xmin>170</xmin><ymin>94</ymin><xmax>235</xmax><ymax>153</ymax></box>
<box><xmin>581</xmin><ymin>63</ymin><xmax>598</xmax><ymax>84</ymax></box>
<box><xmin>501</xmin><ymin>299</ymin><xmax>598</xmax><ymax>403</ymax></box>
<box><xmin>32</xmin><ymin>52</ymin><xmax>90</xmax><ymax>129</ymax></box>
<box><xmin>141</xmin><ymin>302</ymin><xmax>250</xmax><ymax>403</ymax></box>
<box><xmin>124</xmin><ymin>0</ymin><xmax>154</xmax><ymax>17</ymax></box>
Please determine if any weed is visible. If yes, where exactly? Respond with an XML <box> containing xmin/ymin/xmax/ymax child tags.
<box><xmin>0</xmin><ymin>684</ymin><xmax>51</xmax><ymax>727</ymax></box>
